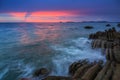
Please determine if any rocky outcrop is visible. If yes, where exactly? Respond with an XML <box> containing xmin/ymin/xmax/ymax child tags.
<box><xmin>106</xmin><ymin>24</ymin><xmax>111</xmax><ymax>27</ymax></box>
<box><xmin>21</xmin><ymin>27</ymin><xmax>120</xmax><ymax>80</ymax></box>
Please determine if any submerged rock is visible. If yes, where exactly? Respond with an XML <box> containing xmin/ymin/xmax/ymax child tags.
<box><xmin>84</xmin><ymin>26</ymin><xmax>94</xmax><ymax>29</ymax></box>
<box><xmin>33</xmin><ymin>68</ymin><xmax>49</xmax><ymax>77</ymax></box>
<box><xmin>106</xmin><ymin>24</ymin><xmax>111</xmax><ymax>27</ymax></box>
<box><xmin>117</xmin><ymin>23</ymin><xmax>120</xmax><ymax>27</ymax></box>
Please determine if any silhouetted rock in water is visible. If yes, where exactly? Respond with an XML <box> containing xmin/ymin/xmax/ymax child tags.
<box><xmin>43</xmin><ymin>76</ymin><xmax>72</xmax><ymax>80</ymax></box>
<box><xmin>33</xmin><ymin>68</ymin><xmax>49</xmax><ymax>77</ymax></box>
<box><xmin>117</xmin><ymin>23</ymin><xmax>120</xmax><ymax>27</ymax></box>
<box><xmin>84</xmin><ymin>26</ymin><xmax>93</xmax><ymax>29</ymax></box>
<box><xmin>21</xmin><ymin>78</ymin><xmax>32</xmax><ymax>80</ymax></box>
<box><xmin>106</xmin><ymin>24</ymin><xmax>111</xmax><ymax>27</ymax></box>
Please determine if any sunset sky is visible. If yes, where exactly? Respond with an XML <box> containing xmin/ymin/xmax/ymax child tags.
<box><xmin>0</xmin><ymin>0</ymin><xmax>120</xmax><ymax>22</ymax></box>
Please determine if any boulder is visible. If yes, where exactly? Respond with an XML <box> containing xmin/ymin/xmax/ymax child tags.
<box><xmin>21</xmin><ymin>78</ymin><xmax>32</xmax><ymax>80</ymax></box>
<box><xmin>69</xmin><ymin>59</ymin><xmax>89</xmax><ymax>75</ymax></box>
<box><xmin>84</xmin><ymin>26</ymin><xmax>94</xmax><ymax>29</ymax></box>
<box><xmin>81</xmin><ymin>61</ymin><xmax>103</xmax><ymax>80</ymax></box>
<box><xmin>113</xmin><ymin>63</ymin><xmax>120</xmax><ymax>80</ymax></box>
<box><xmin>94</xmin><ymin>61</ymin><xmax>111</xmax><ymax>80</ymax></box>
<box><xmin>102</xmin><ymin>62</ymin><xmax>115</xmax><ymax>80</ymax></box>
<box><xmin>106</xmin><ymin>24</ymin><xmax>111</xmax><ymax>27</ymax></box>
<box><xmin>117</xmin><ymin>23</ymin><xmax>120</xmax><ymax>27</ymax></box>
<box><xmin>33</xmin><ymin>68</ymin><xmax>49</xmax><ymax>77</ymax></box>
<box><xmin>73</xmin><ymin>63</ymin><xmax>92</xmax><ymax>79</ymax></box>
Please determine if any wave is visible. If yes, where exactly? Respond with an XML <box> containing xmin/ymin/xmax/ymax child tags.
<box><xmin>50</xmin><ymin>37</ymin><xmax>106</xmax><ymax>76</ymax></box>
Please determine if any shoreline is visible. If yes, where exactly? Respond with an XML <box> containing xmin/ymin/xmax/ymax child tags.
<box><xmin>21</xmin><ymin>26</ymin><xmax>120</xmax><ymax>80</ymax></box>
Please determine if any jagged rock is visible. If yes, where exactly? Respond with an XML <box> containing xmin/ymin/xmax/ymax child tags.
<box><xmin>33</xmin><ymin>68</ymin><xmax>49</xmax><ymax>77</ymax></box>
<box><xmin>94</xmin><ymin>61</ymin><xmax>111</xmax><ymax>80</ymax></box>
<box><xmin>73</xmin><ymin>63</ymin><xmax>92</xmax><ymax>79</ymax></box>
<box><xmin>106</xmin><ymin>45</ymin><xmax>120</xmax><ymax>63</ymax></box>
<box><xmin>43</xmin><ymin>76</ymin><xmax>72</xmax><ymax>80</ymax></box>
<box><xmin>81</xmin><ymin>61</ymin><xmax>103</xmax><ymax>80</ymax></box>
<box><xmin>84</xmin><ymin>26</ymin><xmax>94</xmax><ymax>29</ymax></box>
<box><xmin>69</xmin><ymin>59</ymin><xmax>89</xmax><ymax>75</ymax></box>
<box><xmin>102</xmin><ymin>62</ymin><xmax>115</xmax><ymax>80</ymax></box>
<box><xmin>113</xmin><ymin>63</ymin><xmax>120</xmax><ymax>80</ymax></box>
<box><xmin>106</xmin><ymin>24</ymin><xmax>111</xmax><ymax>27</ymax></box>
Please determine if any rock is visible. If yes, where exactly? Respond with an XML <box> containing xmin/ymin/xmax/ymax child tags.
<box><xmin>43</xmin><ymin>76</ymin><xmax>72</xmax><ymax>80</ymax></box>
<box><xmin>106</xmin><ymin>24</ymin><xmax>111</xmax><ymax>27</ymax></box>
<box><xmin>113</xmin><ymin>63</ymin><xmax>120</xmax><ymax>80</ymax></box>
<box><xmin>106</xmin><ymin>45</ymin><xmax>120</xmax><ymax>63</ymax></box>
<box><xmin>69</xmin><ymin>59</ymin><xmax>89</xmax><ymax>75</ymax></box>
<box><xmin>73</xmin><ymin>63</ymin><xmax>92</xmax><ymax>79</ymax></box>
<box><xmin>33</xmin><ymin>68</ymin><xmax>49</xmax><ymax>77</ymax></box>
<box><xmin>102</xmin><ymin>62</ymin><xmax>115</xmax><ymax>80</ymax></box>
<box><xmin>84</xmin><ymin>26</ymin><xmax>93</xmax><ymax>29</ymax></box>
<box><xmin>117</xmin><ymin>23</ymin><xmax>120</xmax><ymax>27</ymax></box>
<box><xmin>21</xmin><ymin>78</ymin><xmax>32</xmax><ymax>80</ymax></box>
<box><xmin>81</xmin><ymin>61</ymin><xmax>103</xmax><ymax>80</ymax></box>
<box><xmin>94</xmin><ymin>61</ymin><xmax>111</xmax><ymax>80</ymax></box>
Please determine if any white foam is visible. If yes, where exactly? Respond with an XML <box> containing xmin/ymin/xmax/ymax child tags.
<box><xmin>0</xmin><ymin>68</ymin><xmax>8</xmax><ymax>80</ymax></box>
<box><xmin>50</xmin><ymin>37</ymin><xmax>106</xmax><ymax>76</ymax></box>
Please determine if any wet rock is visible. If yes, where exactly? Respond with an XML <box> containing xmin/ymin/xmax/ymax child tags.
<box><xmin>43</xmin><ymin>76</ymin><xmax>72</xmax><ymax>80</ymax></box>
<box><xmin>117</xmin><ymin>23</ymin><xmax>120</xmax><ymax>27</ymax></box>
<box><xmin>69</xmin><ymin>59</ymin><xmax>89</xmax><ymax>75</ymax></box>
<box><xmin>84</xmin><ymin>26</ymin><xmax>93</xmax><ymax>29</ymax></box>
<box><xmin>33</xmin><ymin>68</ymin><xmax>49</xmax><ymax>77</ymax></box>
<box><xmin>81</xmin><ymin>61</ymin><xmax>103</xmax><ymax>80</ymax></box>
<box><xmin>106</xmin><ymin>24</ymin><xmax>111</xmax><ymax>27</ymax></box>
<box><xmin>94</xmin><ymin>61</ymin><xmax>111</xmax><ymax>80</ymax></box>
<box><xmin>106</xmin><ymin>45</ymin><xmax>120</xmax><ymax>63</ymax></box>
<box><xmin>21</xmin><ymin>78</ymin><xmax>32</xmax><ymax>80</ymax></box>
<box><xmin>113</xmin><ymin>63</ymin><xmax>120</xmax><ymax>80</ymax></box>
<box><xmin>73</xmin><ymin>63</ymin><xmax>92</xmax><ymax>79</ymax></box>
<box><xmin>102</xmin><ymin>62</ymin><xmax>115</xmax><ymax>80</ymax></box>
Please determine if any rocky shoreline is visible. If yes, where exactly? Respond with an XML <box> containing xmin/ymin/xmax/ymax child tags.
<box><xmin>21</xmin><ymin>26</ymin><xmax>120</xmax><ymax>80</ymax></box>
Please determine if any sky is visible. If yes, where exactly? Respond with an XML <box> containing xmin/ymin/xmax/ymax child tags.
<box><xmin>0</xmin><ymin>0</ymin><xmax>120</xmax><ymax>22</ymax></box>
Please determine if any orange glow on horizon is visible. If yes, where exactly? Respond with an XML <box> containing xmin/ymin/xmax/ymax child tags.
<box><xmin>10</xmin><ymin>12</ymin><xmax>26</xmax><ymax>17</ymax></box>
<box><xmin>2</xmin><ymin>11</ymin><xmax>80</xmax><ymax>22</ymax></box>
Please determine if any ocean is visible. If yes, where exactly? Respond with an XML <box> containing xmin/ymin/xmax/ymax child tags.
<box><xmin>0</xmin><ymin>22</ymin><xmax>119</xmax><ymax>80</ymax></box>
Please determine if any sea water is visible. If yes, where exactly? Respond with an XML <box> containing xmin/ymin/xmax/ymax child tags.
<box><xmin>0</xmin><ymin>22</ymin><xmax>119</xmax><ymax>80</ymax></box>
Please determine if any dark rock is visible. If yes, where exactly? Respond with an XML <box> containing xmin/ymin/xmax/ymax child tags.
<box><xmin>69</xmin><ymin>59</ymin><xmax>89</xmax><ymax>75</ymax></box>
<box><xmin>43</xmin><ymin>76</ymin><xmax>72</xmax><ymax>80</ymax></box>
<box><xmin>95</xmin><ymin>61</ymin><xmax>111</xmax><ymax>80</ymax></box>
<box><xmin>21</xmin><ymin>78</ymin><xmax>32</xmax><ymax>80</ymax></box>
<box><xmin>106</xmin><ymin>24</ymin><xmax>111</xmax><ymax>27</ymax></box>
<box><xmin>73</xmin><ymin>63</ymin><xmax>92</xmax><ymax>79</ymax></box>
<box><xmin>117</xmin><ymin>23</ymin><xmax>120</xmax><ymax>27</ymax></box>
<box><xmin>84</xmin><ymin>26</ymin><xmax>94</xmax><ymax>29</ymax></box>
<box><xmin>33</xmin><ymin>68</ymin><xmax>49</xmax><ymax>77</ymax></box>
<box><xmin>113</xmin><ymin>63</ymin><xmax>120</xmax><ymax>80</ymax></box>
<box><xmin>81</xmin><ymin>61</ymin><xmax>103</xmax><ymax>80</ymax></box>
